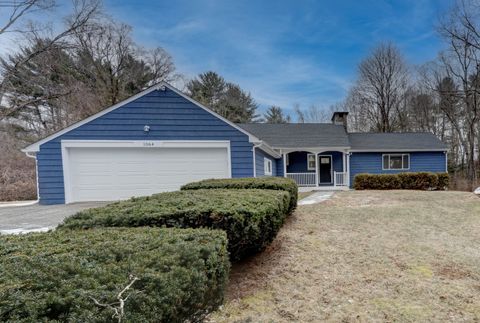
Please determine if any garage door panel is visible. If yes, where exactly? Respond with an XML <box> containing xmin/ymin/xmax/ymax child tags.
<box><xmin>66</xmin><ymin>146</ymin><xmax>229</xmax><ymax>202</ymax></box>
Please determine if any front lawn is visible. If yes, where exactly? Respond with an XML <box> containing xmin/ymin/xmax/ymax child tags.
<box><xmin>209</xmin><ymin>190</ymin><xmax>480</xmax><ymax>322</ymax></box>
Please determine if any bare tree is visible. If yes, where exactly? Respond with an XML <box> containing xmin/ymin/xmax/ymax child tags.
<box><xmin>0</xmin><ymin>0</ymin><xmax>55</xmax><ymax>36</ymax></box>
<box><xmin>347</xmin><ymin>42</ymin><xmax>409</xmax><ymax>132</ymax></box>
<box><xmin>293</xmin><ymin>104</ymin><xmax>333</xmax><ymax>123</ymax></box>
<box><xmin>0</xmin><ymin>0</ymin><xmax>101</xmax><ymax>120</ymax></box>
<box><xmin>435</xmin><ymin>0</ymin><xmax>480</xmax><ymax>187</ymax></box>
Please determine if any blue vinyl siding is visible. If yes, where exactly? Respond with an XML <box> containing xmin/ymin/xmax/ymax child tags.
<box><xmin>36</xmin><ymin>88</ymin><xmax>254</xmax><ymax>205</ymax></box>
<box><xmin>255</xmin><ymin>148</ymin><xmax>277</xmax><ymax>177</ymax></box>
<box><xmin>276</xmin><ymin>156</ymin><xmax>284</xmax><ymax>177</ymax></box>
<box><xmin>287</xmin><ymin>151</ymin><xmax>314</xmax><ymax>173</ymax></box>
<box><xmin>349</xmin><ymin>151</ymin><xmax>447</xmax><ymax>186</ymax></box>
<box><xmin>286</xmin><ymin>151</ymin><xmax>344</xmax><ymax>174</ymax></box>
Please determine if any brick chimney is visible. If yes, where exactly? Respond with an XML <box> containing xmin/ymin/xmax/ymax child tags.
<box><xmin>331</xmin><ymin>112</ymin><xmax>349</xmax><ymax>130</ymax></box>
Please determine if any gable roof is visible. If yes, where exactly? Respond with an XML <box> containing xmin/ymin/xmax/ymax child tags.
<box><xmin>348</xmin><ymin>132</ymin><xmax>447</xmax><ymax>151</ymax></box>
<box><xmin>238</xmin><ymin>123</ymin><xmax>447</xmax><ymax>152</ymax></box>
<box><xmin>237</xmin><ymin>123</ymin><xmax>350</xmax><ymax>148</ymax></box>
<box><xmin>22</xmin><ymin>82</ymin><xmax>266</xmax><ymax>153</ymax></box>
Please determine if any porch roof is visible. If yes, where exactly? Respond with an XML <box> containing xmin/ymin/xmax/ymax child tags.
<box><xmin>237</xmin><ymin>123</ymin><xmax>350</xmax><ymax>148</ymax></box>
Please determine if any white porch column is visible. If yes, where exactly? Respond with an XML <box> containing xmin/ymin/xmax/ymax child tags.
<box><xmin>346</xmin><ymin>152</ymin><xmax>350</xmax><ymax>187</ymax></box>
<box><xmin>315</xmin><ymin>152</ymin><xmax>319</xmax><ymax>187</ymax></box>
<box><xmin>283</xmin><ymin>152</ymin><xmax>287</xmax><ymax>177</ymax></box>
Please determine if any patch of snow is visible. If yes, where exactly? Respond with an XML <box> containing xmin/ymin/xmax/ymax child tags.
<box><xmin>298</xmin><ymin>192</ymin><xmax>334</xmax><ymax>205</ymax></box>
<box><xmin>0</xmin><ymin>200</ymin><xmax>38</xmax><ymax>208</ymax></box>
<box><xmin>0</xmin><ymin>227</ymin><xmax>51</xmax><ymax>235</ymax></box>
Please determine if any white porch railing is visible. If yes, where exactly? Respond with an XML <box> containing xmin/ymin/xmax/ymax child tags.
<box><xmin>286</xmin><ymin>173</ymin><xmax>316</xmax><ymax>187</ymax></box>
<box><xmin>334</xmin><ymin>171</ymin><xmax>348</xmax><ymax>186</ymax></box>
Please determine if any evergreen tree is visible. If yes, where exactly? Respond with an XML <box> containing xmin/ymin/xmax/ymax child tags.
<box><xmin>187</xmin><ymin>71</ymin><xmax>259</xmax><ymax>123</ymax></box>
<box><xmin>263</xmin><ymin>106</ymin><xmax>291</xmax><ymax>123</ymax></box>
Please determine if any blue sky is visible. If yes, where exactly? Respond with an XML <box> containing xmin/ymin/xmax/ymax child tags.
<box><xmin>103</xmin><ymin>0</ymin><xmax>453</xmax><ymax>115</ymax></box>
<box><xmin>2</xmin><ymin>0</ymin><xmax>454</xmax><ymax>116</ymax></box>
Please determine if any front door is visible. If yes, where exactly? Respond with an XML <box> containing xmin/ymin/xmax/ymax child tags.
<box><xmin>319</xmin><ymin>155</ymin><xmax>332</xmax><ymax>183</ymax></box>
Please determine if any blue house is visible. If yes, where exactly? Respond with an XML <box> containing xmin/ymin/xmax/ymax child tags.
<box><xmin>23</xmin><ymin>82</ymin><xmax>448</xmax><ymax>205</ymax></box>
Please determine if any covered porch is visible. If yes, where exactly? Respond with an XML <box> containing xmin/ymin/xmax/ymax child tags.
<box><xmin>281</xmin><ymin>150</ymin><xmax>350</xmax><ymax>189</ymax></box>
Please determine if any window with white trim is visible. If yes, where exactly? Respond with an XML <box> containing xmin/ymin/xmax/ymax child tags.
<box><xmin>264</xmin><ymin>158</ymin><xmax>272</xmax><ymax>176</ymax></box>
<box><xmin>307</xmin><ymin>154</ymin><xmax>316</xmax><ymax>171</ymax></box>
<box><xmin>382</xmin><ymin>154</ymin><xmax>410</xmax><ymax>170</ymax></box>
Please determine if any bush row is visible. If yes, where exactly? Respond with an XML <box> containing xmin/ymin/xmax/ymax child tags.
<box><xmin>60</xmin><ymin>188</ymin><xmax>291</xmax><ymax>261</ymax></box>
<box><xmin>181</xmin><ymin>177</ymin><xmax>298</xmax><ymax>214</ymax></box>
<box><xmin>0</xmin><ymin>228</ymin><xmax>229</xmax><ymax>323</ymax></box>
<box><xmin>354</xmin><ymin>172</ymin><xmax>449</xmax><ymax>190</ymax></box>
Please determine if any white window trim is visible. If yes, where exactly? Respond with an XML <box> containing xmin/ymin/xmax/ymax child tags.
<box><xmin>61</xmin><ymin>140</ymin><xmax>232</xmax><ymax>204</ymax></box>
<box><xmin>307</xmin><ymin>153</ymin><xmax>316</xmax><ymax>171</ymax></box>
<box><xmin>382</xmin><ymin>153</ymin><xmax>410</xmax><ymax>170</ymax></box>
<box><xmin>264</xmin><ymin>157</ymin><xmax>273</xmax><ymax>176</ymax></box>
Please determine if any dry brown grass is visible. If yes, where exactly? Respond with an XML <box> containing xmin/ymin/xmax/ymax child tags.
<box><xmin>209</xmin><ymin>190</ymin><xmax>480</xmax><ymax>322</ymax></box>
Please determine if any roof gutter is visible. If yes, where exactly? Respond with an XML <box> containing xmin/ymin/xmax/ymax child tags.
<box><xmin>349</xmin><ymin>148</ymin><xmax>448</xmax><ymax>152</ymax></box>
<box><xmin>253</xmin><ymin>141</ymin><xmax>281</xmax><ymax>159</ymax></box>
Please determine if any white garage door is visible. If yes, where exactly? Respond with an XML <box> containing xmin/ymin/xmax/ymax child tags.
<box><xmin>64</xmin><ymin>145</ymin><xmax>230</xmax><ymax>203</ymax></box>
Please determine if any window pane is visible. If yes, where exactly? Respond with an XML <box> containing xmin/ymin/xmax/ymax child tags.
<box><xmin>403</xmin><ymin>155</ymin><xmax>409</xmax><ymax>169</ymax></box>
<box><xmin>307</xmin><ymin>154</ymin><xmax>316</xmax><ymax>170</ymax></box>
<box><xmin>383</xmin><ymin>155</ymin><xmax>389</xmax><ymax>169</ymax></box>
<box><xmin>389</xmin><ymin>155</ymin><xmax>403</xmax><ymax>169</ymax></box>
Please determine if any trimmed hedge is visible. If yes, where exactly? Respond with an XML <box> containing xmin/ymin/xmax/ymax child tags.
<box><xmin>354</xmin><ymin>172</ymin><xmax>449</xmax><ymax>190</ymax></box>
<box><xmin>437</xmin><ymin>173</ymin><xmax>450</xmax><ymax>190</ymax></box>
<box><xmin>181</xmin><ymin>177</ymin><xmax>298</xmax><ymax>213</ymax></box>
<box><xmin>0</xmin><ymin>228</ymin><xmax>229</xmax><ymax>323</ymax></box>
<box><xmin>60</xmin><ymin>189</ymin><xmax>290</xmax><ymax>261</ymax></box>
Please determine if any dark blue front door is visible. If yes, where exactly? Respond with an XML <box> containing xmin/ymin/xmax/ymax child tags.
<box><xmin>319</xmin><ymin>155</ymin><xmax>332</xmax><ymax>183</ymax></box>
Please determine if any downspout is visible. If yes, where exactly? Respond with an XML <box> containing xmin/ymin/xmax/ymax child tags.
<box><xmin>25</xmin><ymin>151</ymin><xmax>40</xmax><ymax>204</ymax></box>
<box><xmin>252</xmin><ymin>142</ymin><xmax>262</xmax><ymax>178</ymax></box>
<box><xmin>445</xmin><ymin>151</ymin><xmax>448</xmax><ymax>173</ymax></box>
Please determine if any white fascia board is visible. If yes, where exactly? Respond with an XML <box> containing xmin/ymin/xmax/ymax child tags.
<box><xmin>349</xmin><ymin>148</ymin><xmax>448</xmax><ymax>152</ymax></box>
<box><xmin>274</xmin><ymin>146</ymin><xmax>351</xmax><ymax>153</ymax></box>
<box><xmin>22</xmin><ymin>81</ymin><xmax>269</xmax><ymax>153</ymax></box>
<box><xmin>254</xmin><ymin>142</ymin><xmax>281</xmax><ymax>159</ymax></box>
<box><xmin>22</xmin><ymin>84</ymin><xmax>165</xmax><ymax>153</ymax></box>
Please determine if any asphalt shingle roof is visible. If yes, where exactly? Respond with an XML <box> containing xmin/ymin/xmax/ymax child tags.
<box><xmin>348</xmin><ymin>132</ymin><xmax>447</xmax><ymax>150</ymax></box>
<box><xmin>237</xmin><ymin>123</ymin><xmax>350</xmax><ymax>148</ymax></box>
<box><xmin>237</xmin><ymin>123</ymin><xmax>447</xmax><ymax>151</ymax></box>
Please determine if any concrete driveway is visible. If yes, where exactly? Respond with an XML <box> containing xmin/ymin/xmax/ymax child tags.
<box><xmin>0</xmin><ymin>202</ymin><xmax>108</xmax><ymax>234</ymax></box>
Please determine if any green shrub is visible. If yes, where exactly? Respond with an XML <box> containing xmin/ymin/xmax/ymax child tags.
<box><xmin>0</xmin><ymin>228</ymin><xmax>229</xmax><ymax>323</ymax></box>
<box><xmin>437</xmin><ymin>173</ymin><xmax>450</xmax><ymax>190</ymax></box>
<box><xmin>354</xmin><ymin>174</ymin><xmax>401</xmax><ymax>190</ymax></box>
<box><xmin>60</xmin><ymin>189</ymin><xmax>290</xmax><ymax>261</ymax></box>
<box><xmin>398</xmin><ymin>172</ymin><xmax>438</xmax><ymax>190</ymax></box>
<box><xmin>181</xmin><ymin>177</ymin><xmax>298</xmax><ymax>213</ymax></box>
<box><xmin>354</xmin><ymin>172</ymin><xmax>448</xmax><ymax>190</ymax></box>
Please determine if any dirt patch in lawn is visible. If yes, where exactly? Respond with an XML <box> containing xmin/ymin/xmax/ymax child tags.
<box><xmin>298</xmin><ymin>191</ymin><xmax>315</xmax><ymax>200</ymax></box>
<box><xmin>209</xmin><ymin>190</ymin><xmax>480</xmax><ymax>322</ymax></box>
